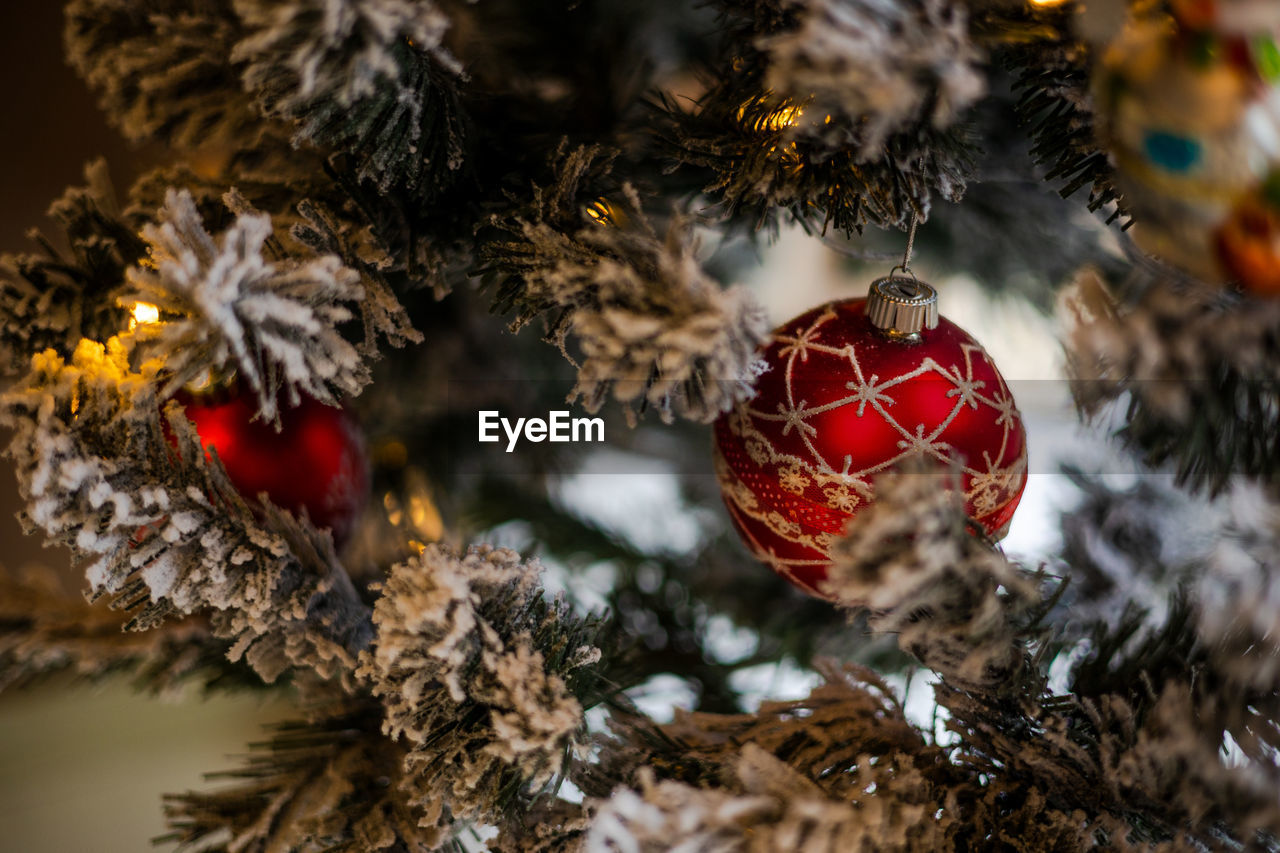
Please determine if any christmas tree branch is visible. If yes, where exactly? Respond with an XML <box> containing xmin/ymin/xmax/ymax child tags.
<box><xmin>973</xmin><ymin>0</ymin><xmax>1127</xmax><ymax>220</ymax></box>
<box><xmin>823</xmin><ymin>457</ymin><xmax>1048</xmax><ymax>697</ymax></box>
<box><xmin>1064</xmin><ymin>267</ymin><xmax>1280</xmax><ymax>495</ymax></box>
<box><xmin>234</xmin><ymin>0</ymin><xmax>468</xmax><ymax>199</ymax></box>
<box><xmin>65</xmin><ymin>0</ymin><xmax>257</xmax><ymax>151</ymax></box>
<box><xmin>1</xmin><ymin>338</ymin><xmax>372</xmax><ymax>685</ymax></box>
<box><xmin>649</xmin><ymin>0</ymin><xmax>982</xmax><ymax>236</ymax></box>
<box><xmin>480</xmin><ymin>145</ymin><xmax>769</xmax><ymax>425</ymax></box>
<box><xmin>0</xmin><ymin>567</ymin><xmax>259</xmax><ymax>695</ymax></box>
<box><xmin>121</xmin><ymin>188</ymin><xmax>374</xmax><ymax>424</ymax></box>
<box><xmin>160</xmin><ymin>702</ymin><xmax>434</xmax><ymax>852</ymax></box>
<box><xmin>0</xmin><ymin>160</ymin><xmax>145</xmax><ymax>372</ymax></box>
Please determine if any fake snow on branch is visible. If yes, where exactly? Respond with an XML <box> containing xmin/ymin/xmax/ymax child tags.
<box><xmin>234</xmin><ymin>0</ymin><xmax>467</xmax><ymax>196</ymax></box>
<box><xmin>486</xmin><ymin>150</ymin><xmax>770</xmax><ymax>425</ymax></box>
<box><xmin>1199</xmin><ymin>482</ymin><xmax>1280</xmax><ymax>696</ymax></box>
<box><xmin>65</xmin><ymin>0</ymin><xmax>256</xmax><ymax>151</ymax></box>
<box><xmin>561</xmin><ymin>217</ymin><xmax>770</xmax><ymax>426</ymax></box>
<box><xmin>124</xmin><ymin>189</ymin><xmax>368</xmax><ymax>425</ymax></box>
<box><xmin>0</xmin><ymin>567</ymin><xmax>220</xmax><ymax>695</ymax></box>
<box><xmin>653</xmin><ymin>0</ymin><xmax>980</xmax><ymax>236</ymax></box>
<box><xmin>358</xmin><ymin>544</ymin><xmax>604</xmax><ymax>844</ymax></box>
<box><xmin>586</xmin><ymin>662</ymin><xmax>1125</xmax><ymax>851</ymax></box>
<box><xmin>760</xmin><ymin>0</ymin><xmax>985</xmax><ymax>158</ymax></box>
<box><xmin>1063</xmin><ymin>267</ymin><xmax>1280</xmax><ymax>494</ymax></box>
<box><xmin>822</xmin><ymin>456</ymin><xmax>1044</xmax><ymax>695</ymax></box>
<box><xmin>0</xmin><ymin>338</ymin><xmax>371</xmax><ymax>685</ymax></box>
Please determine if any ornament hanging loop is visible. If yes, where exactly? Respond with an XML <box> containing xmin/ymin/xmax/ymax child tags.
<box><xmin>868</xmin><ymin>208</ymin><xmax>937</xmax><ymax>342</ymax></box>
<box><xmin>887</xmin><ymin>208</ymin><xmax>920</xmax><ymax>282</ymax></box>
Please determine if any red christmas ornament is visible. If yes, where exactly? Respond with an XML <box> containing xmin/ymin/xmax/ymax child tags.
<box><xmin>177</xmin><ymin>388</ymin><xmax>370</xmax><ymax>547</ymax></box>
<box><xmin>713</xmin><ymin>276</ymin><xmax>1028</xmax><ymax>599</ymax></box>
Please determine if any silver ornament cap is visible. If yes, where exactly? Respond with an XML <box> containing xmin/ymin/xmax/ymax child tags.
<box><xmin>866</xmin><ymin>275</ymin><xmax>939</xmax><ymax>342</ymax></box>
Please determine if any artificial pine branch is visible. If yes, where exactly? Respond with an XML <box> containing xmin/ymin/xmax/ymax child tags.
<box><xmin>587</xmin><ymin>661</ymin><xmax>1131</xmax><ymax>851</ymax></box>
<box><xmin>481</xmin><ymin>145</ymin><xmax>770</xmax><ymax>424</ymax></box>
<box><xmin>650</xmin><ymin>0</ymin><xmax>982</xmax><ymax>236</ymax></box>
<box><xmin>234</xmin><ymin>0</ymin><xmax>468</xmax><ymax>198</ymax></box>
<box><xmin>824</xmin><ymin>456</ymin><xmax>1047</xmax><ymax>696</ymax></box>
<box><xmin>64</xmin><ymin>0</ymin><xmax>256</xmax><ymax>151</ymax></box>
<box><xmin>0</xmin><ymin>160</ymin><xmax>146</xmax><ymax>371</ymax></box>
<box><xmin>122</xmin><ymin>189</ymin><xmax>372</xmax><ymax>423</ymax></box>
<box><xmin>357</xmin><ymin>544</ymin><xmax>608</xmax><ymax>842</ymax></box>
<box><xmin>1064</xmin><ymin>267</ymin><xmax>1280</xmax><ymax>495</ymax></box>
<box><xmin>0</xmin><ymin>338</ymin><xmax>372</xmax><ymax>685</ymax></box>
<box><xmin>0</xmin><ymin>567</ymin><xmax>252</xmax><ymax>695</ymax></box>
<box><xmin>973</xmin><ymin>0</ymin><xmax>1129</xmax><ymax>221</ymax></box>
<box><xmin>464</xmin><ymin>475</ymin><xmax>858</xmax><ymax>715</ymax></box>
<box><xmin>160</xmin><ymin>703</ymin><xmax>435</xmax><ymax>852</ymax></box>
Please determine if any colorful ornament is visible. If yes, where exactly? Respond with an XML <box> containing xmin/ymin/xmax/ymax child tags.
<box><xmin>177</xmin><ymin>387</ymin><xmax>370</xmax><ymax>547</ymax></box>
<box><xmin>713</xmin><ymin>276</ymin><xmax>1027</xmax><ymax>599</ymax></box>
<box><xmin>1214</xmin><ymin>172</ymin><xmax>1280</xmax><ymax>294</ymax></box>
<box><xmin>1093</xmin><ymin>3</ymin><xmax>1280</xmax><ymax>284</ymax></box>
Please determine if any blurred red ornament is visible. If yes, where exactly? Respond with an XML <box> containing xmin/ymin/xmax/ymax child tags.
<box><xmin>713</xmin><ymin>278</ymin><xmax>1028</xmax><ymax>599</ymax></box>
<box><xmin>177</xmin><ymin>388</ymin><xmax>370</xmax><ymax>547</ymax></box>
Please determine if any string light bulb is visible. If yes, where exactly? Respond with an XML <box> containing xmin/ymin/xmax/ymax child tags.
<box><xmin>380</xmin><ymin>468</ymin><xmax>444</xmax><ymax>547</ymax></box>
<box><xmin>1028</xmin><ymin>0</ymin><xmax>1069</xmax><ymax>8</ymax></box>
<box><xmin>128</xmin><ymin>302</ymin><xmax>160</xmax><ymax>331</ymax></box>
<box><xmin>584</xmin><ymin>198</ymin><xmax>628</xmax><ymax>228</ymax></box>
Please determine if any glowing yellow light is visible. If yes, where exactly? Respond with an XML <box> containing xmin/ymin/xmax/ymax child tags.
<box><xmin>738</xmin><ymin>102</ymin><xmax>804</xmax><ymax>133</ymax></box>
<box><xmin>585</xmin><ymin>198</ymin><xmax>618</xmax><ymax>226</ymax></box>
<box><xmin>129</xmin><ymin>302</ymin><xmax>160</xmax><ymax>330</ymax></box>
<box><xmin>382</xmin><ymin>477</ymin><xmax>444</xmax><ymax>545</ymax></box>
<box><xmin>1028</xmin><ymin>0</ymin><xmax>1068</xmax><ymax>7</ymax></box>
<box><xmin>407</xmin><ymin>494</ymin><xmax>444</xmax><ymax>541</ymax></box>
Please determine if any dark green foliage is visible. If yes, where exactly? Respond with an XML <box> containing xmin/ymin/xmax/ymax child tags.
<box><xmin>1118</xmin><ymin>365</ymin><xmax>1280</xmax><ymax>495</ymax></box>
<box><xmin>896</xmin><ymin>80</ymin><xmax>1126</xmax><ymax>308</ymax></box>
<box><xmin>236</xmin><ymin>0</ymin><xmax>469</xmax><ymax>200</ymax></box>
<box><xmin>653</xmin><ymin>89</ymin><xmax>976</xmax><ymax>236</ymax></box>
<box><xmin>267</xmin><ymin>39</ymin><xmax>467</xmax><ymax>200</ymax></box>
<box><xmin>979</xmin><ymin>2</ymin><xmax>1128</xmax><ymax>221</ymax></box>
<box><xmin>648</xmin><ymin>0</ymin><xmax>981</xmax><ymax>236</ymax></box>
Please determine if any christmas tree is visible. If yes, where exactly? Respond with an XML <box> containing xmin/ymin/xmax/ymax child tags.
<box><xmin>4</xmin><ymin>0</ymin><xmax>1280</xmax><ymax>849</ymax></box>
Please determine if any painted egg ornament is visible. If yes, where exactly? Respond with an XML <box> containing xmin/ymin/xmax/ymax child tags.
<box><xmin>712</xmin><ymin>276</ymin><xmax>1028</xmax><ymax>600</ymax></box>
<box><xmin>1093</xmin><ymin>1</ymin><xmax>1280</xmax><ymax>284</ymax></box>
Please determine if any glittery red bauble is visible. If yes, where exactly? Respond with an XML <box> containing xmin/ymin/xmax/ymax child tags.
<box><xmin>177</xmin><ymin>390</ymin><xmax>370</xmax><ymax>547</ymax></box>
<box><xmin>713</xmin><ymin>297</ymin><xmax>1028</xmax><ymax>599</ymax></box>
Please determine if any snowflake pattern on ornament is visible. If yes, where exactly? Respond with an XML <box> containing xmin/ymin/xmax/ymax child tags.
<box><xmin>714</xmin><ymin>298</ymin><xmax>1028</xmax><ymax>597</ymax></box>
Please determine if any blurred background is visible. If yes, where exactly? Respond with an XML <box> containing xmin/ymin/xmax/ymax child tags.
<box><xmin>0</xmin><ymin>4</ymin><xmax>1112</xmax><ymax>851</ymax></box>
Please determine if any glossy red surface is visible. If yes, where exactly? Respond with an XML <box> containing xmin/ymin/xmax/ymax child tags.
<box><xmin>177</xmin><ymin>390</ymin><xmax>370</xmax><ymax>547</ymax></box>
<box><xmin>714</xmin><ymin>297</ymin><xmax>1028</xmax><ymax>599</ymax></box>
